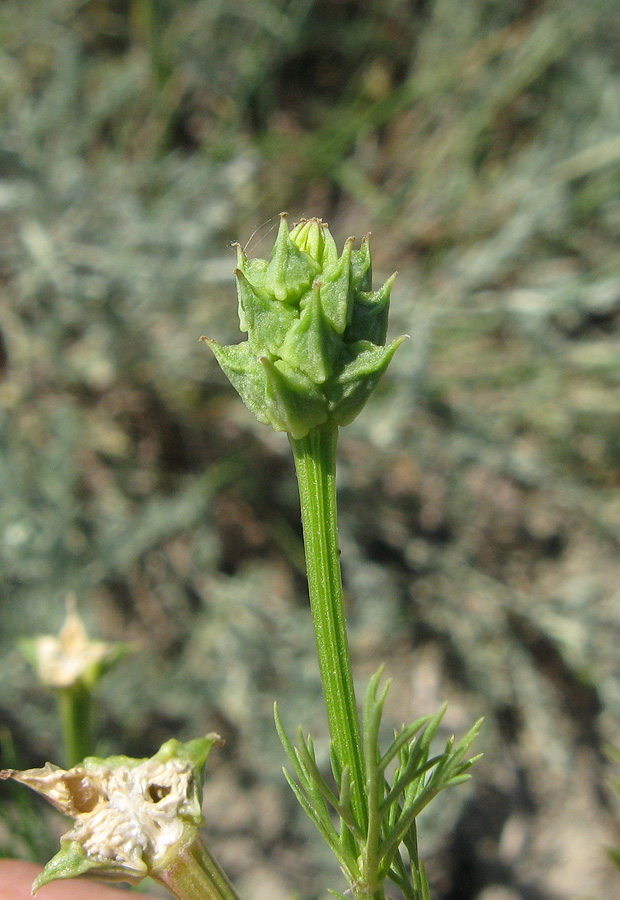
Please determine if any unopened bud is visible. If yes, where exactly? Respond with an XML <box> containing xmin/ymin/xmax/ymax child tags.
<box><xmin>202</xmin><ymin>214</ymin><xmax>405</xmax><ymax>439</ymax></box>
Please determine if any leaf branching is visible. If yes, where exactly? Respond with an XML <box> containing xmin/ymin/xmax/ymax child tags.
<box><xmin>276</xmin><ymin>669</ymin><xmax>482</xmax><ymax>900</ymax></box>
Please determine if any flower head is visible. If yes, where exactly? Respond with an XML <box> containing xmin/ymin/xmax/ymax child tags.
<box><xmin>20</xmin><ymin>596</ymin><xmax>130</xmax><ymax>691</ymax></box>
<box><xmin>202</xmin><ymin>214</ymin><xmax>405</xmax><ymax>439</ymax></box>
<box><xmin>1</xmin><ymin>735</ymin><xmax>223</xmax><ymax>892</ymax></box>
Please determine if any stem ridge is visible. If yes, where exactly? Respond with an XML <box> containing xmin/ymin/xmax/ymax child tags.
<box><xmin>290</xmin><ymin>424</ymin><xmax>368</xmax><ymax>832</ymax></box>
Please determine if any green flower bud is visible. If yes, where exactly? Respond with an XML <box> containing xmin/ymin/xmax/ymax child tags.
<box><xmin>202</xmin><ymin>214</ymin><xmax>405</xmax><ymax>439</ymax></box>
<box><xmin>1</xmin><ymin>735</ymin><xmax>223</xmax><ymax>893</ymax></box>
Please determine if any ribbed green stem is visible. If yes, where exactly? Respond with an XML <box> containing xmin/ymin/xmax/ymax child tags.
<box><xmin>289</xmin><ymin>423</ymin><xmax>368</xmax><ymax>832</ymax></box>
<box><xmin>154</xmin><ymin>830</ymin><xmax>242</xmax><ymax>900</ymax></box>
<box><xmin>57</xmin><ymin>684</ymin><xmax>92</xmax><ymax>767</ymax></box>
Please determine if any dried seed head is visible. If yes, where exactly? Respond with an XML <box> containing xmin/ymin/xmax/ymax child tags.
<box><xmin>20</xmin><ymin>596</ymin><xmax>131</xmax><ymax>690</ymax></box>
<box><xmin>1</xmin><ymin>735</ymin><xmax>223</xmax><ymax>892</ymax></box>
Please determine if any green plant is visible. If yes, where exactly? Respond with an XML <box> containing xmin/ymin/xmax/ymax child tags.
<box><xmin>2</xmin><ymin>214</ymin><xmax>480</xmax><ymax>900</ymax></box>
<box><xmin>608</xmin><ymin>747</ymin><xmax>620</xmax><ymax>872</ymax></box>
<box><xmin>206</xmin><ymin>214</ymin><xmax>481</xmax><ymax>900</ymax></box>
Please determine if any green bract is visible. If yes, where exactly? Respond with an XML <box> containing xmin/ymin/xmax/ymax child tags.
<box><xmin>202</xmin><ymin>214</ymin><xmax>405</xmax><ymax>439</ymax></box>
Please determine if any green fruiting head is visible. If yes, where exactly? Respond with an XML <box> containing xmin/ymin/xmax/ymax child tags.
<box><xmin>202</xmin><ymin>214</ymin><xmax>405</xmax><ymax>439</ymax></box>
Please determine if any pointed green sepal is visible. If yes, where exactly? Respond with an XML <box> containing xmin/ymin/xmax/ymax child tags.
<box><xmin>33</xmin><ymin>840</ymin><xmax>135</xmax><ymax>893</ymax></box>
<box><xmin>318</xmin><ymin>237</ymin><xmax>354</xmax><ymax>335</ymax></box>
<box><xmin>350</xmin><ymin>235</ymin><xmax>372</xmax><ymax>292</ymax></box>
<box><xmin>279</xmin><ymin>283</ymin><xmax>337</xmax><ymax>384</ymax></box>
<box><xmin>234</xmin><ymin>242</ymin><xmax>268</xmax><ymax>289</ymax></box>
<box><xmin>234</xmin><ymin>244</ymin><xmax>269</xmax><ymax>331</ymax></box>
<box><xmin>266</xmin><ymin>214</ymin><xmax>320</xmax><ymax>303</ymax></box>
<box><xmin>235</xmin><ymin>268</ymin><xmax>296</xmax><ymax>354</ymax></box>
<box><xmin>202</xmin><ymin>338</ymin><xmax>271</xmax><ymax>426</ymax></box>
<box><xmin>328</xmin><ymin>336</ymin><xmax>407</xmax><ymax>426</ymax></box>
<box><xmin>346</xmin><ymin>273</ymin><xmax>396</xmax><ymax>346</ymax></box>
<box><xmin>261</xmin><ymin>356</ymin><xmax>328</xmax><ymax>438</ymax></box>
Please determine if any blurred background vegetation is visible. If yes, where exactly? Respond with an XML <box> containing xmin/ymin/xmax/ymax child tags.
<box><xmin>1</xmin><ymin>1</ymin><xmax>620</xmax><ymax>898</ymax></box>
